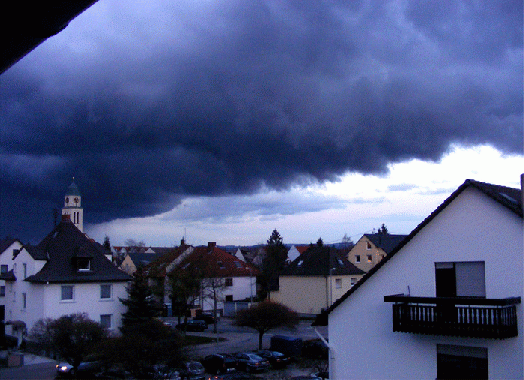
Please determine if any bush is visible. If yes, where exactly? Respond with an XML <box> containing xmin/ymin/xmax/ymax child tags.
<box><xmin>301</xmin><ymin>339</ymin><xmax>328</xmax><ymax>360</ymax></box>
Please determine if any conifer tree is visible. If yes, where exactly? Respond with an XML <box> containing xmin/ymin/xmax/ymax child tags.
<box><xmin>119</xmin><ymin>268</ymin><xmax>161</xmax><ymax>332</ymax></box>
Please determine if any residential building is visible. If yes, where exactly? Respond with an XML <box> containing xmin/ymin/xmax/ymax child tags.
<box><xmin>119</xmin><ymin>251</ymin><xmax>166</xmax><ymax>275</ymax></box>
<box><xmin>348</xmin><ymin>231</ymin><xmax>406</xmax><ymax>272</ymax></box>
<box><xmin>146</xmin><ymin>242</ymin><xmax>259</xmax><ymax>316</ymax></box>
<box><xmin>314</xmin><ymin>178</ymin><xmax>523</xmax><ymax>379</ymax></box>
<box><xmin>1</xmin><ymin>219</ymin><xmax>131</xmax><ymax>344</ymax></box>
<box><xmin>1</xmin><ymin>181</ymin><xmax>132</xmax><ymax>346</ymax></box>
<box><xmin>270</xmin><ymin>244</ymin><xmax>364</xmax><ymax>316</ymax></box>
<box><xmin>287</xmin><ymin>245</ymin><xmax>309</xmax><ymax>263</ymax></box>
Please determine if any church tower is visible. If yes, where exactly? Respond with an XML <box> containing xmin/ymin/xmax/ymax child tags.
<box><xmin>62</xmin><ymin>179</ymin><xmax>84</xmax><ymax>232</ymax></box>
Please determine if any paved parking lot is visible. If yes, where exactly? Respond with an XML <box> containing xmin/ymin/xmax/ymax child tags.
<box><xmin>1</xmin><ymin>318</ymin><xmax>328</xmax><ymax>379</ymax></box>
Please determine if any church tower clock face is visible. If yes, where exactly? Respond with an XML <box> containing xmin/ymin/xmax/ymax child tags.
<box><xmin>62</xmin><ymin>179</ymin><xmax>84</xmax><ymax>233</ymax></box>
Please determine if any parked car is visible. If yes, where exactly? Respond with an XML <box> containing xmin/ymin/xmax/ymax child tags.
<box><xmin>202</xmin><ymin>354</ymin><xmax>238</xmax><ymax>375</ymax></box>
<box><xmin>194</xmin><ymin>312</ymin><xmax>216</xmax><ymax>325</ymax></box>
<box><xmin>253</xmin><ymin>350</ymin><xmax>291</xmax><ymax>368</ymax></box>
<box><xmin>233</xmin><ymin>353</ymin><xmax>270</xmax><ymax>373</ymax></box>
<box><xmin>56</xmin><ymin>363</ymin><xmax>75</xmax><ymax>378</ymax></box>
<box><xmin>56</xmin><ymin>359</ymin><xmax>103</xmax><ymax>379</ymax></box>
<box><xmin>177</xmin><ymin>361</ymin><xmax>205</xmax><ymax>380</ymax></box>
<box><xmin>270</xmin><ymin>335</ymin><xmax>303</xmax><ymax>358</ymax></box>
<box><xmin>175</xmin><ymin>319</ymin><xmax>207</xmax><ymax>332</ymax></box>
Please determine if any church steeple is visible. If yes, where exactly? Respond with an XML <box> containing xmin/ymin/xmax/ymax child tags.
<box><xmin>62</xmin><ymin>178</ymin><xmax>84</xmax><ymax>232</ymax></box>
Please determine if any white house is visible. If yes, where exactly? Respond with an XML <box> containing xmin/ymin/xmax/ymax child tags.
<box><xmin>0</xmin><ymin>182</ymin><xmax>132</xmax><ymax>346</ymax></box>
<box><xmin>287</xmin><ymin>245</ymin><xmax>308</xmax><ymax>263</ymax></box>
<box><xmin>314</xmin><ymin>178</ymin><xmax>523</xmax><ymax>379</ymax></box>
<box><xmin>0</xmin><ymin>219</ymin><xmax>132</xmax><ymax>344</ymax></box>
<box><xmin>147</xmin><ymin>242</ymin><xmax>259</xmax><ymax>316</ymax></box>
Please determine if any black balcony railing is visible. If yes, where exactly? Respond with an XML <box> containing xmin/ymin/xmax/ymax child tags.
<box><xmin>384</xmin><ymin>294</ymin><xmax>521</xmax><ymax>339</ymax></box>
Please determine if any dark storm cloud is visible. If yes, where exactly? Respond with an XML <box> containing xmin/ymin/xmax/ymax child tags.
<box><xmin>1</xmin><ymin>0</ymin><xmax>522</xmax><ymax>243</ymax></box>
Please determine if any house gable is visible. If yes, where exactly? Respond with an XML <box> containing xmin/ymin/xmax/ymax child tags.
<box><xmin>24</xmin><ymin>220</ymin><xmax>131</xmax><ymax>284</ymax></box>
<box><xmin>314</xmin><ymin>179</ymin><xmax>523</xmax><ymax>326</ymax></box>
<box><xmin>314</xmin><ymin>179</ymin><xmax>523</xmax><ymax>379</ymax></box>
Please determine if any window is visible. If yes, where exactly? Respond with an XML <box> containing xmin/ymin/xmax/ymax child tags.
<box><xmin>367</xmin><ymin>255</ymin><xmax>372</xmax><ymax>263</ymax></box>
<box><xmin>22</xmin><ymin>293</ymin><xmax>27</xmax><ymax>309</ymax></box>
<box><xmin>225</xmin><ymin>295</ymin><xmax>233</xmax><ymax>302</ymax></box>
<box><xmin>0</xmin><ymin>286</ymin><xmax>5</xmax><ymax>297</ymax></box>
<box><xmin>218</xmin><ymin>261</ymin><xmax>226</xmax><ymax>270</ymax></box>
<box><xmin>366</xmin><ymin>241</ymin><xmax>372</xmax><ymax>250</ymax></box>
<box><xmin>77</xmin><ymin>258</ymin><xmax>91</xmax><ymax>272</ymax></box>
<box><xmin>225</xmin><ymin>278</ymin><xmax>233</xmax><ymax>287</ymax></box>
<box><xmin>100</xmin><ymin>284</ymin><xmax>112</xmax><ymax>299</ymax></box>
<box><xmin>1</xmin><ymin>265</ymin><xmax>7</xmax><ymax>274</ymax></box>
<box><xmin>437</xmin><ymin>344</ymin><xmax>487</xmax><ymax>379</ymax></box>
<box><xmin>335</xmin><ymin>278</ymin><xmax>342</xmax><ymax>289</ymax></box>
<box><xmin>23</xmin><ymin>263</ymin><xmax>27</xmax><ymax>279</ymax></box>
<box><xmin>100</xmin><ymin>314</ymin><xmax>112</xmax><ymax>329</ymax></box>
<box><xmin>355</xmin><ymin>255</ymin><xmax>360</xmax><ymax>263</ymax></box>
<box><xmin>350</xmin><ymin>277</ymin><xmax>357</xmax><ymax>286</ymax></box>
<box><xmin>61</xmin><ymin>285</ymin><xmax>74</xmax><ymax>301</ymax></box>
<box><xmin>435</xmin><ymin>262</ymin><xmax>486</xmax><ymax>297</ymax></box>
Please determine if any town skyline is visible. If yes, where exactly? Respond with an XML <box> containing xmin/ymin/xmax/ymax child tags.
<box><xmin>1</xmin><ymin>1</ymin><xmax>522</xmax><ymax>246</ymax></box>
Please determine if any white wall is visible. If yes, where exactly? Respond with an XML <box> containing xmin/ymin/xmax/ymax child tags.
<box><xmin>0</xmin><ymin>240</ymin><xmax>22</xmax><ymax>308</ymax></box>
<box><xmin>329</xmin><ymin>187</ymin><xmax>523</xmax><ymax>379</ymax></box>
<box><xmin>40</xmin><ymin>282</ymin><xmax>128</xmax><ymax>333</ymax></box>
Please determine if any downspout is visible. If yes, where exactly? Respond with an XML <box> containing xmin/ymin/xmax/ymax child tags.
<box><xmin>313</xmin><ymin>326</ymin><xmax>334</xmax><ymax>379</ymax></box>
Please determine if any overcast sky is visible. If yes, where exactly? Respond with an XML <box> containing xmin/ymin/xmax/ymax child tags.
<box><xmin>1</xmin><ymin>0</ymin><xmax>522</xmax><ymax>247</ymax></box>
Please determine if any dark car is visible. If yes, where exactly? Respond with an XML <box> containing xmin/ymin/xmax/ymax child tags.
<box><xmin>202</xmin><ymin>354</ymin><xmax>238</xmax><ymax>375</ymax></box>
<box><xmin>253</xmin><ymin>350</ymin><xmax>291</xmax><ymax>368</ymax></box>
<box><xmin>194</xmin><ymin>312</ymin><xmax>216</xmax><ymax>325</ymax></box>
<box><xmin>177</xmin><ymin>361</ymin><xmax>205</xmax><ymax>380</ymax></box>
<box><xmin>234</xmin><ymin>353</ymin><xmax>270</xmax><ymax>373</ymax></box>
<box><xmin>56</xmin><ymin>359</ymin><xmax>103</xmax><ymax>379</ymax></box>
<box><xmin>176</xmin><ymin>319</ymin><xmax>207</xmax><ymax>332</ymax></box>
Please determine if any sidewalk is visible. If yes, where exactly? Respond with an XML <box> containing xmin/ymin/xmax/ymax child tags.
<box><xmin>0</xmin><ymin>350</ymin><xmax>56</xmax><ymax>366</ymax></box>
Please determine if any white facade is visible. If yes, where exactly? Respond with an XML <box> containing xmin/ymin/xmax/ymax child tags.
<box><xmin>62</xmin><ymin>181</ymin><xmax>83</xmax><ymax>232</ymax></box>
<box><xmin>167</xmin><ymin>275</ymin><xmax>257</xmax><ymax>314</ymax></box>
<box><xmin>2</xmin><ymin>245</ymin><xmax>128</xmax><ymax>337</ymax></box>
<box><xmin>287</xmin><ymin>245</ymin><xmax>301</xmax><ymax>262</ymax></box>
<box><xmin>326</xmin><ymin>185</ymin><xmax>523</xmax><ymax>379</ymax></box>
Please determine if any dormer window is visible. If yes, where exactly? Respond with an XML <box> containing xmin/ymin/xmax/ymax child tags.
<box><xmin>77</xmin><ymin>257</ymin><xmax>91</xmax><ymax>272</ymax></box>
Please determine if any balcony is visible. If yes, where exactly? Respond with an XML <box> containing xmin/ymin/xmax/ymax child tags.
<box><xmin>384</xmin><ymin>294</ymin><xmax>521</xmax><ymax>339</ymax></box>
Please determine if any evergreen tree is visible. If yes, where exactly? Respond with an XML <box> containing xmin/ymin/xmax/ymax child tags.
<box><xmin>119</xmin><ymin>268</ymin><xmax>161</xmax><ymax>332</ymax></box>
<box><xmin>260</xmin><ymin>229</ymin><xmax>288</xmax><ymax>299</ymax></box>
<box><xmin>378</xmin><ymin>224</ymin><xmax>389</xmax><ymax>235</ymax></box>
<box><xmin>103</xmin><ymin>235</ymin><xmax>111</xmax><ymax>252</ymax></box>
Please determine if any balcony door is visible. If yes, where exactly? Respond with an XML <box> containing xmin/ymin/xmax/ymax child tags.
<box><xmin>435</xmin><ymin>262</ymin><xmax>485</xmax><ymax>298</ymax></box>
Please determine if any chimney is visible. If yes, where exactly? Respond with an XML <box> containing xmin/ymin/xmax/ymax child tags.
<box><xmin>181</xmin><ymin>238</ymin><xmax>185</xmax><ymax>246</ymax></box>
<box><xmin>208</xmin><ymin>242</ymin><xmax>216</xmax><ymax>250</ymax></box>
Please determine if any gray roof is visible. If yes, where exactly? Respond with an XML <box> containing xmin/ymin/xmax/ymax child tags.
<box><xmin>363</xmin><ymin>233</ymin><xmax>407</xmax><ymax>254</ymax></box>
<box><xmin>25</xmin><ymin>220</ymin><xmax>131</xmax><ymax>284</ymax></box>
<box><xmin>283</xmin><ymin>245</ymin><xmax>364</xmax><ymax>276</ymax></box>
<box><xmin>65</xmin><ymin>180</ymin><xmax>81</xmax><ymax>197</ymax></box>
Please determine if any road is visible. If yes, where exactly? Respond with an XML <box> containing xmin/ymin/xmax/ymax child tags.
<box><xmin>0</xmin><ymin>318</ymin><xmax>327</xmax><ymax>379</ymax></box>
<box><xmin>172</xmin><ymin>317</ymin><xmax>328</xmax><ymax>359</ymax></box>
